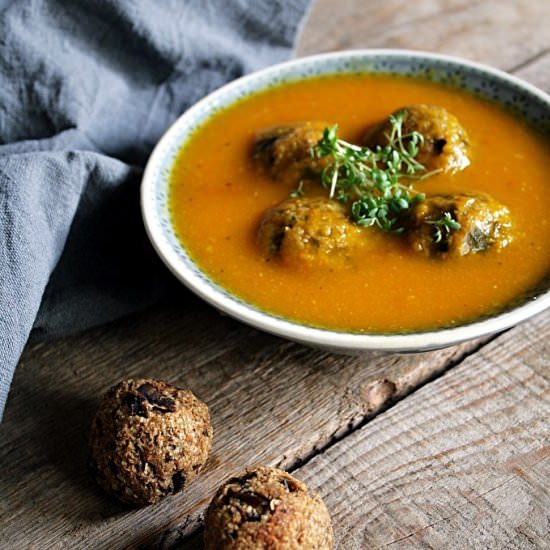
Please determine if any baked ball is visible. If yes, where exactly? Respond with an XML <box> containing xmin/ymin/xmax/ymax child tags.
<box><xmin>204</xmin><ymin>466</ymin><xmax>333</xmax><ymax>549</ymax></box>
<box><xmin>406</xmin><ymin>193</ymin><xmax>513</xmax><ymax>257</ymax></box>
<box><xmin>88</xmin><ymin>378</ymin><xmax>212</xmax><ymax>505</ymax></box>
<box><xmin>257</xmin><ymin>196</ymin><xmax>364</xmax><ymax>267</ymax></box>
<box><xmin>252</xmin><ymin>121</ymin><xmax>331</xmax><ymax>184</ymax></box>
<box><xmin>364</xmin><ymin>104</ymin><xmax>471</xmax><ymax>173</ymax></box>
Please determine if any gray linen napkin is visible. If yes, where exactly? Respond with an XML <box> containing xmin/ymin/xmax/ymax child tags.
<box><xmin>0</xmin><ymin>0</ymin><xmax>312</xmax><ymax>417</ymax></box>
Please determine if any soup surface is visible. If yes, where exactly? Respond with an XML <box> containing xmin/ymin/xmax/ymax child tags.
<box><xmin>169</xmin><ymin>74</ymin><xmax>550</xmax><ymax>333</ymax></box>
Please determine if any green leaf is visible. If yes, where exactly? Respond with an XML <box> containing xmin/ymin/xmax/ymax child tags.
<box><xmin>311</xmin><ymin>112</ymin><xmax>434</xmax><ymax>232</ymax></box>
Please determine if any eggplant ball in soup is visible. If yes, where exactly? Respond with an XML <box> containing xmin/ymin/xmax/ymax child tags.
<box><xmin>253</xmin><ymin>121</ymin><xmax>330</xmax><ymax>184</ymax></box>
<box><xmin>406</xmin><ymin>193</ymin><xmax>513</xmax><ymax>257</ymax></box>
<box><xmin>258</xmin><ymin>196</ymin><xmax>364</xmax><ymax>267</ymax></box>
<box><xmin>364</xmin><ymin>104</ymin><xmax>471</xmax><ymax>173</ymax></box>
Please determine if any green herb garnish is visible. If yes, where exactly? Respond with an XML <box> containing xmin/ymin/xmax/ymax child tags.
<box><xmin>289</xmin><ymin>180</ymin><xmax>305</xmax><ymax>198</ymax></box>
<box><xmin>312</xmin><ymin>111</ymin><xmax>439</xmax><ymax>232</ymax></box>
<box><xmin>428</xmin><ymin>211</ymin><xmax>461</xmax><ymax>242</ymax></box>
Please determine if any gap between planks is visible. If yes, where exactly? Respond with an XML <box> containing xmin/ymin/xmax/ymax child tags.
<box><xmin>0</xmin><ymin>300</ymin><xmax>493</xmax><ymax>550</ymax></box>
<box><xmin>181</xmin><ymin>311</ymin><xmax>550</xmax><ymax>549</ymax></box>
<box><xmin>158</xmin><ymin>332</ymin><xmax>499</xmax><ymax>550</ymax></box>
<box><xmin>300</xmin><ymin>312</ymin><xmax>550</xmax><ymax>549</ymax></box>
<box><xmin>297</xmin><ymin>0</ymin><xmax>550</xmax><ymax>90</ymax></box>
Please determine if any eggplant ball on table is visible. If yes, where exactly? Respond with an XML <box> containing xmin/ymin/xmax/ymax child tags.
<box><xmin>203</xmin><ymin>465</ymin><xmax>333</xmax><ymax>550</ymax></box>
<box><xmin>252</xmin><ymin>121</ymin><xmax>331</xmax><ymax>184</ymax></box>
<box><xmin>88</xmin><ymin>378</ymin><xmax>212</xmax><ymax>505</ymax></box>
<box><xmin>364</xmin><ymin>104</ymin><xmax>471</xmax><ymax>173</ymax></box>
<box><xmin>257</xmin><ymin>196</ymin><xmax>364</xmax><ymax>267</ymax></box>
<box><xmin>406</xmin><ymin>193</ymin><xmax>513</xmax><ymax>257</ymax></box>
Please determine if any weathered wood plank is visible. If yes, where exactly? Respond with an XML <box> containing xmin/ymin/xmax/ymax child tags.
<box><xmin>290</xmin><ymin>310</ymin><xmax>550</xmax><ymax>549</ymax></box>
<box><xmin>298</xmin><ymin>0</ymin><xmax>550</xmax><ymax>115</ymax></box>
<box><xmin>0</xmin><ymin>292</ymin><xmax>488</xmax><ymax>549</ymax></box>
<box><xmin>298</xmin><ymin>0</ymin><xmax>550</xmax><ymax>76</ymax></box>
<box><xmin>1</xmin><ymin>1</ymin><xmax>550</xmax><ymax>548</ymax></box>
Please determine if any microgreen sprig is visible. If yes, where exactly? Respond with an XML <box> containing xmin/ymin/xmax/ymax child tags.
<box><xmin>428</xmin><ymin>211</ymin><xmax>461</xmax><ymax>243</ymax></box>
<box><xmin>311</xmin><ymin>111</ymin><xmax>440</xmax><ymax>232</ymax></box>
<box><xmin>289</xmin><ymin>180</ymin><xmax>305</xmax><ymax>198</ymax></box>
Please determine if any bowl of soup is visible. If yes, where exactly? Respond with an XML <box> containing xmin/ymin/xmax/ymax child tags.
<box><xmin>141</xmin><ymin>49</ymin><xmax>550</xmax><ymax>353</ymax></box>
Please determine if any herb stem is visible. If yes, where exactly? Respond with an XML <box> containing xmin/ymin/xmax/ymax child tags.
<box><xmin>311</xmin><ymin>112</ymin><xmax>433</xmax><ymax>232</ymax></box>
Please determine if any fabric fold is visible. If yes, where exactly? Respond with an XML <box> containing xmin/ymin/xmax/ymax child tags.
<box><xmin>0</xmin><ymin>0</ymin><xmax>312</xmax><ymax>417</ymax></box>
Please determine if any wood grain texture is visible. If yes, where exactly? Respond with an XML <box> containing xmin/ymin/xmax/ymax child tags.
<box><xmin>298</xmin><ymin>0</ymin><xmax>550</xmax><ymax>74</ymax></box>
<box><xmin>298</xmin><ymin>0</ymin><xmax>550</xmax><ymax>94</ymax></box>
<box><xmin>0</xmin><ymin>294</ymin><xmax>486</xmax><ymax>549</ymax></box>
<box><xmin>293</xmin><ymin>310</ymin><xmax>550</xmax><ymax>548</ymax></box>
<box><xmin>1</xmin><ymin>0</ymin><xmax>550</xmax><ymax>548</ymax></box>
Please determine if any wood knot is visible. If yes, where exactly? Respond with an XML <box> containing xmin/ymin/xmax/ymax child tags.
<box><xmin>361</xmin><ymin>379</ymin><xmax>397</xmax><ymax>412</ymax></box>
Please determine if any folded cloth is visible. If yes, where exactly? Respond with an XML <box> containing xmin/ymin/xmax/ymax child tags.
<box><xmin>0</xmin><ymin>0</ymin><xmax>312</xmax><ymax>417</ymax></box>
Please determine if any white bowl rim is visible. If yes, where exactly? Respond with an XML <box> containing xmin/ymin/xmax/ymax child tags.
<box><xmin>141</xmin><ymin>48</ymin><xmax>550</xmax><ymax>352</ymax></box>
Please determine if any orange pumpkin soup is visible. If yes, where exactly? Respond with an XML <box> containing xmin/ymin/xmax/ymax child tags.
<box><xmin>169</xmin><ymin>74</ymin><xmax>550</xmax><ymax>333</ymax></box>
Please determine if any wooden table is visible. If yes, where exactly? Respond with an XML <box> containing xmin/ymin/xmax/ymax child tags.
<box><xmin>2</xmin><ymin>1</ymin><xmax>549</xmax><ymax>548</ymax></box>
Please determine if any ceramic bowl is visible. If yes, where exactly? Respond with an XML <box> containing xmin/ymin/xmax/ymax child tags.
<box><xmin>141</xmin><ymin>49</ymin><xmax>550</xmax><ymax>353</ymax></box>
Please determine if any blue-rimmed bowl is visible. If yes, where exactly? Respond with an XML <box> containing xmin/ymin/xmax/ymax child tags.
<box><xmin>141</xmin><ymin>49</ymin><xmax>550</xmax><ymax>353</ymax></box>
